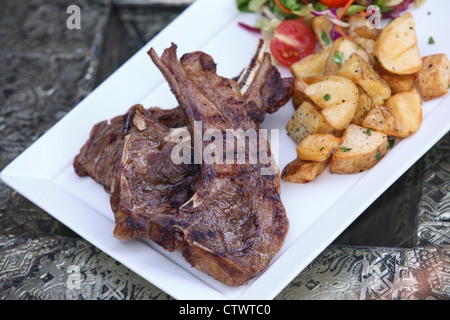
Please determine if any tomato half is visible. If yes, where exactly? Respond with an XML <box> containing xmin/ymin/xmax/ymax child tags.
<box><xmin>270</xmin><ymin>19</ymin><xmax>316</xmax><ymax>67</ymax></box>
<box><xmin>319</xmin><ymin>0</ymin><xmax>350</xmax><ymax>8</ymax></box>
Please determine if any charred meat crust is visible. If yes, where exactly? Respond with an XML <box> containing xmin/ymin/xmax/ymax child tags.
<box><xmin>146</xmin><ymin>43</ymin><xmax>289</xmax><ymax>286</ymax></box>
<box><xmin>74</xmin><ymin>42</ymin><xmax>293</xmax><ymax>286</ymax></box>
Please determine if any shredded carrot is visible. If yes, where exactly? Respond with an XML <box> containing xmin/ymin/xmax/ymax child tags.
<box><xmin>302</xmin><ymin>0</ymin><xmax>309</xmax><ymax>5</ymax></box>
<box><xmin>274</xmin><ymin>0</ymin><xmax>293</xmax><ymax>15</ymax></box>
<box><xmin>336</xmin><ymin>0</ymin><xmax>355</xmax><ymax>39</ymax></box>
<box><xmin>359</xmin><ymin>10</ymin><xmax>366</xmax><ymax>18</ymax></box>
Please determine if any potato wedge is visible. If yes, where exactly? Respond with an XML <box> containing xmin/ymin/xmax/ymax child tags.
<box><xmin>353</xmin><ymin>37</ymin><xmax>377</xmax><ymax>66</ymax></box>
<box><xmin>347</xmin><ymin>15</ymin><xmax>367</xmax><ymax>38</ymax></box>
<box><xmin>281</xmin><ymin>158</ymin><xmax>330</xmax><ymax>183</ymax></box>
<box><xmin>320</xmin><ymin>101</ymin><xmax>358</xmax><ymax>131</ymax></box>
<box><xmin>378</xmin><ymin>69</ymin><xmax>416</xmax><ymax>94</ymax></box>
<box><xmin>374</xmin><ymin>12</ymin><xmax>422</xmax><ymax>74</ymax></box>
<box><xmin>330</xmin><ymin>124</ymin><xmax>388</xmax><ymax>174</ymax></box>
<box><xmin>312</xmin><ymin>17</ymin><xmax>334</xmax><ymax>49</ymax></box>
<box><xmin>304</xmin><ymin>75</ymin><xmax>359</xmax><ymax>109</ymax></box>
<box><xmin>296</xmin><ymin>133</ymin><xmax>343</xmax><ymax>162</ymax></box>
<box><xmin>303</xmin><ymin>76</ymin><xmax>359</xmax><ymax>130</ymax></box>
<box><xmin>384</xmin><ymin>89</ymin><xmax>422</xmax><ymax>138</ymax></box>
<box><xmin>362</xmin><ymin>106</ymin><xmax>398</xmax><ymax>136</ymax></box>
<box><xmin>291</xmin><ymin>47</ymin><xmax>331</xmax><ymax>79</ymax></box>
<box><xmin>286</xmin><ymin>101</ymin><xmax>340</xmax><ymax>144</ymax></box>
<box><xmin>324</xmin><ymin>37</ymin><xmax>370</xmax><ymax>75</ymax></box>
<box><xmin>351</xmin><ymin>87</ymin><xmax>374</xmax><ymax>126</ymax></box>
<box><xmin>417</xmin><ymin>54</ymin><xmax>450</xmax><ymax>101</ymax></box>
<box><xmin>339</xmin><ymin>53</ymin><xmax>391</xmax><ymax>106</ymax></box>
<box><xmin>292</xmin><ymin>79</ymin><xmax>312</xmax><ymax>109</ymax></box>
<box><xmin>337</xmin><ymin>52</ymin><xmax>363</xmax><ymax>84</ymax></box>
<box><xmin>354</xmin><ymin>26</ymin><xmax>380</xmax><ymax>40</ymax></box>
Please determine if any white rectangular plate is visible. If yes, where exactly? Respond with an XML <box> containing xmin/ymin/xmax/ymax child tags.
<box><xmin>2</xmin><ymin>0</ymin><xmax>449</xmax><ymax>300</ymax></box>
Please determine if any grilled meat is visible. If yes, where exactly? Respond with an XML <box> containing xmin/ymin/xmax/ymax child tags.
<box><xmin>74</xmin><ymin>40</ymin><xmax>293</xmax><ymax>286</ymax></box>
<box><xmin>73</xmin><ymin>105</ymin><xmax>186</xmax><ymax>192</ymax></box>
<box><xmin>143</xmin><ymin>43</ymin><xmax>289</xmax><ymax>285</ymax></box>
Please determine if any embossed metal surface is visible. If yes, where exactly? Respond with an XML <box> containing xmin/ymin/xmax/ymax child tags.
<box><xmin>0</xmin><ymin>0</ymin><xmax>449</xmax><ymax>300</ymax></box>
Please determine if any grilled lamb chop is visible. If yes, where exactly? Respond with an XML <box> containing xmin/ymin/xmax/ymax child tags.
<box><xmin>74</xmin><ymin>39</ymin><xmax>292</xmax><ymax>193</ymax></box>
<box><xmin>138</xmin><ymin>43</ymin><xmax>289</xmax><ymax>286</ymax></box>
<box><xmin>74</xmin><ymin>40</ymin><xmax>292</xmax><ymax>285</ymax></box>
<box><xmin>73</xmin><ymin>105</ymin><xmax>187</xmax><ymax>192</ymax></box>
<box><xmin>110</xmin><ymin>104</ymin><xmax>200</xmax><ymax>241</ymax></box>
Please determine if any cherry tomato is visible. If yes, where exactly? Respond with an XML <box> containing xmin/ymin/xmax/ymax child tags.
<box><xmin>270</xmin><ymin>19</ymin><xmax>316</xmax><ymax>67</ymax></box>
<box><xmin>319</xmin><ymin>0</ymin><xmax>350</xmax><ymax>8</ymax></box>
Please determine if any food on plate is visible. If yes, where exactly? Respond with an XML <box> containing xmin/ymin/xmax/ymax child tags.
<box><xmin>73</xmin><ymin>106</ymin><xmax>187</xmax><ymax>192</ymax></box>
<box><xmin>290</xmin><ymin>47</ymin><xmax>331</xmax><ymax>79</ymax></box>
<box><xmin>351</xmin><ymin>87</ymin><xmax>374</xmax><ymax>126</ymax></box>
<box><xmin>296</xmin><ymin>133</ymin><xmax>342</xmax><ymax>162</ymax></box>
<box><xmin>312</xmin><ymin>16</ymin><xmax>334</xmax><ymax>49</ymax></box>
<box><xmin>378</xmin><ymin>70</ymin><xmax>416</xmax><ymax>95</ymax></box>
<box><xmin>417</xmin><ymin>54</ymin><xmax>450</xmax><ymax>101</ymax></box>
<box><xmin>74</xmin><ymin>40</ymin><xmax>293</xmax><ymax>286</ymax></box>
<box><xmin>383</xmin><ymin>88</ymin><xmax>422</xmax><ymax>138</ymax></box>
<box><xmin>362</xmin><ymin>106</ymin><xmax>398</xmax><ymax>137</ymax></box>
<box><xmin>374</xmin><ymin>12</ymin><xmax>423</xmax><ymax>75</ymax></box>
<box><xmin>338</xmin><ymin>53</ymin><xmax>391</xmax><ymax>106</ymax></box>
<box><xmin>303</xmin><ymin>75</ymin><xmax>359</xmax><ymax>130</ymax></box>
<box><xmin>237</xmin><ymin>0</ymin><xmax>427</xmax><ymax>66</ymax></box>
<box><xmin>270</xmin><ymin>19</ymin><xmax>316</xmax><ymax>66</ymax></box>
<box><xmin>330</xmin><ymin>124</ymin><xmax>388</xmax><ymax>174</ymax></box>
<box><xmin>323</xmin><ymin>37</ymin><xmax>370</xmax><ymax>75</ymax></box>
<box><xmin>281</xmin><ymin>158</ymin><xmax>330</xmax><ymax>183</ymax></box>
<box><xmin>274</xmin><ymin>7</ymin><xmax>449</xmax><ymax>183</ymax></box>
<box><xmin>286</xmin><ymin>101</ymin><xmax>341</xmax><ymax>144</ymax></box>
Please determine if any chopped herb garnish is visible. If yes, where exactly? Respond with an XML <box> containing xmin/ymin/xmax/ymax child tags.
<box><xmin>339</xmin><ymin>147</ymin><xmax>352</xmax><ymax>152</ymax></box>
<box><xmin>323</xmin><ymin>94</ymin><xmax>331</xmax><ymax>101</ymax></box>
<box><xmin>332</xmin><ymin>51</ymin><xmax>344</xmax><ymax>65</ymax></box>
<box><xmin>388</xmin><ymin>138</ymin><xmax>395</xmax><ymax>149</ymax></box>
<box><xmin>321</xmin><ymin>31</ymin><xmax>330</xmax><ymax>46</ymax></box>
<box><xmin>320</xmin><ymin>147</ymin><xmax>325</xmax><ymax>151</ymax></box>
<box><xmin>375</xmin><ymin>149</ymin><xmax>382</xmax><ymax>160</ymax></box>
<box><xmin>374</xmin><ymin>56</ymin><xmax>381</xmax><ymax>65</ymax></box>
<box><xmin>364</xmin><ymin>129</ymin><xmax>372</xmax><ymax>136</ymax></box>
<box><xmin>355</xmin><ymin>44</ymin><xmax>362</xmax><ymax>51</ymax></box>
<box><xmin>428</xmin><ymin>37</ymin><xmax>435</xmax><ymax>45</ymax></box>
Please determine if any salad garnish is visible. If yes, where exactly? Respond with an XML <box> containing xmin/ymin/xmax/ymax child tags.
<box><xmin>237</xmin><ymin>0</ymin><xmax>427</xmax><ymax>66</ymax></box>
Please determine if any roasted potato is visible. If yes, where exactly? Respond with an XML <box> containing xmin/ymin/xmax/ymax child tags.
<box><xmin>303</xmin><ymin>75</ymin><xmax>359</xmax><ymax>130</ymax></box>
<box><xmin>281</xmin><ymin>158</ymin><xmax>330</xmax><ymax>183</ymax></box>
<box><xmin>292</xmin><ymin>79</ymin><xmax>312</xmax><ymax>109</ymax></box>
<box><xmin>354</xmin><ymin>26</ymin><xmax>380</xmax><ymax>40</ymax></box>
<box><xmin>384</xmin><ymin>89</ymin><xmax>422</xmax><ymax>138</ymax></box>
<box><xmin>339</xmin><ymin>53</ymin><xmax>391</xmax><ymax>106</ymax></box>
<box><xmin>362</xmin><ymin>106</ymin><xmax>398</xmax><ymax>136</ymax></box>
<box><xmin>330</xmin><ymin>124</ymin><xmax>388</xmax><ymax>174</ymax></box>
<box><xmin>296</xmin><ymin>133</ymin><xmax>343</xmax><ymax>162</ymax></box>
<box><xmin>286</xmin><ymin>101</ymin><xmax>340</xmax><ymax>144</ymax></box>
<box><xmin>347</xmin><ymin>15</ymin><xmax>367</xmax><ymax>38</ymax></box>
<box><xmin>351</xmin><ymin>87</ymin><xmax>374</xmax><ymax>126</ymax></box>
<box><xmin>291</xmin><ymin>47</ymin><xmax>331</xmax><ymax>80</ymax></box>
<box><xmin>353</xmin><ymin>37</ymin><xmax>377</xmax><ymax>66</ymax></box>
<box><xmin>417</xmin><ymin>54</ymin><xmax>450</xmax><ymax>101</ymax></box>
<box><xmin>312</xmin><ymin>17</ymin><xmax>334</xmax><ymax>49</ymax></box>
<box><xmin>374</xmin><ymin>12</ymin><xmax>422</xmax><ymax>75</ymax></box>
<box><xmin>378</xmin><ymin>70</ymin><xmax>416</xmax><ymax>94</ymax></box>
<box><xmin>323</xmin><ymin>37</ymin><xmax>370</xmax><ymax>75</ymax></box>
